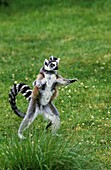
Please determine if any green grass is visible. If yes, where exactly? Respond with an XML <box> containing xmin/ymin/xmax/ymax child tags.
<box><xmin>0</xmin><ymin>0</ymin><xmax>111</xmax><ymax>169</ymax></box>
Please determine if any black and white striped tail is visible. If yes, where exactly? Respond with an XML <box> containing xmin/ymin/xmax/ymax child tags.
<box><xmin>9</xmin><ymin>83</ymin><xmax>32</xmax><ymax>118</ymax></box>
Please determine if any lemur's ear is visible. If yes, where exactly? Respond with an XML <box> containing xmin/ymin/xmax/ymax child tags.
<box><xmin>50</xmin><ymin>56</ymin><xmax>54</xmax><ymax>60</ymax></box>
<box><xmin>44</xmin><ymin>59</ymin><xmax>49</xmax><ymax>66</ymax></box>
<box><xmin>56</xmin><ymin>58</ymin><xmax>60</xmax><ymax>64</ymax></box>
<box><xmin>50</xmin><ymin>56</ymin><xmax>60</xmax><ymax>63</ymax></box>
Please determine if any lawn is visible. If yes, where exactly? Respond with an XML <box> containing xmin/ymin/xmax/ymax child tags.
<box><xmin>0</xmin><ymin>0</ymin><xmax>111</xmax><ymax>169</ymax></box>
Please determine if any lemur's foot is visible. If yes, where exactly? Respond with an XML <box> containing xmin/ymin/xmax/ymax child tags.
<box><xmin>18</xmin><ymin>132</ymin><xmax>26</xmax><ymax>140</ymax></box>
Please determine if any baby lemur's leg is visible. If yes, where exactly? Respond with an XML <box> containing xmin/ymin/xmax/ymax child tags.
<box><xmin>43</xmin><ymin>102</ymin><xmax>60</xmax><ymax>134</ymax></box>
<box><xmin>18</xmin><ymin>98</ymin><xmax>39</xmax><ymax>139</ymax></box>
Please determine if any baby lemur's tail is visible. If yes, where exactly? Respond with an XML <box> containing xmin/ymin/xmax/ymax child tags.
<box><xmin>9</xmin><ymin>83</ymin><xmax>32</xmax><ymax>118</ymax></box>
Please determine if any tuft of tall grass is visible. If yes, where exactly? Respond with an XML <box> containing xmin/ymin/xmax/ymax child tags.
<box><xmin>1</xmin><ymin>129</ymin><xmax>91</xmax><ymax>170</ymax></box>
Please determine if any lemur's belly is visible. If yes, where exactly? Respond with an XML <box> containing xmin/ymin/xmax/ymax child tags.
<box><xmin>39</xmin><ymin>73</ymin><xmax>56</xmax><ymax>106</ymax></box>
<box><xmin>40</xmin><ymin>88</ymin><xmax>54</xmax><ymax>105</ymax></box>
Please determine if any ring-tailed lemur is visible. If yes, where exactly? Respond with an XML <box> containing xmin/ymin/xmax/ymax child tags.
<box><xmin>9</xmin><ymin>56</ymin><xmax>78</xmax><ymax>139</ymax></box>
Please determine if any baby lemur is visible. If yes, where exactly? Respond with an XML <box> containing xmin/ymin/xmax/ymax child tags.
<box><xmin>9</xmin><ymin>56</ymin><xmax>77</xmax><ymax>139</ymax></box>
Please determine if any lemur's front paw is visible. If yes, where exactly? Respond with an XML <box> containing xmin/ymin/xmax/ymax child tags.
<box><xmin>18</xmin><ymin>132</ymin><xmax>26</xmax><ymax>140</ymax></box>
<box><xmin>33</xmin><ymin>80</ymin><xmax>42</xmax><ymax>88</ymax></box>
<box><xmin>70</xmin><ymin>78</ymin><xmax>78</xmax><ymax>83</ymax></box>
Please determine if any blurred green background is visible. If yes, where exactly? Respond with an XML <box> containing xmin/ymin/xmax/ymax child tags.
<box><xmin>0</xmin><ymin>0</ymin><xmax>111</xmax><ymax>169</ymax></box>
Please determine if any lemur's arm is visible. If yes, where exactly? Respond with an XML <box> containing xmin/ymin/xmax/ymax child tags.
<box><xmin>32</xmin><ymin>73</ymin><xmax>45</xmax><ymax>99</ymax></box>
<box><xmin>56</xmin><ymin>75</ymin><xmax>78</xmax><ymax>86</ymax></box>
<box><xmin>33</xmin><ymin>73</ymin><xmax>45</xmax><ymax>88</ymax></box>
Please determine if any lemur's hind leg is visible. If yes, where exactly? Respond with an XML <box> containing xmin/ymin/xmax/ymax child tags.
<box><xmin>44</xmin><ymin>103</ymin><xmax>60</xmax><ymax>134</ymax></box>
<box><xmin>18</xmin><ymin>98</ymin><xmax>39</xmax><ymax>139</ymax></box>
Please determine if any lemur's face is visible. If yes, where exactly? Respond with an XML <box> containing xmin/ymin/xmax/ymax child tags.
<box><xmin>44</xmin><ymin>56</ymin><xmax>60</xmax><ymax>71</ymax></box>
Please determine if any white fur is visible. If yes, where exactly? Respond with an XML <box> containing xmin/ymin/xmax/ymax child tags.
<box><xmin>39</xmin><ymin>73</ymin><xmax>56</xmax><ymax>105</ymax></box>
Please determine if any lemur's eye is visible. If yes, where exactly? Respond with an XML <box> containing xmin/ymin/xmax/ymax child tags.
<box><xmin>50</xmin><ymin>63</ymin><xmax>55</xmax><ymax>67</ymax></box>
